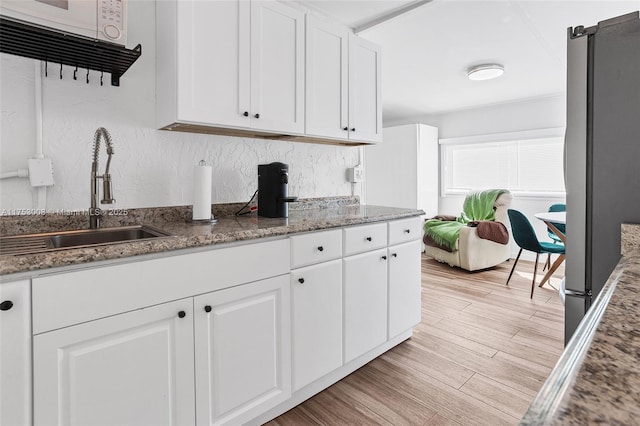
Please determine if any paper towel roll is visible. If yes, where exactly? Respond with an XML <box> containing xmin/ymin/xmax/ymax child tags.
<box><xmin>193</xmin><ymin>161</ymin><xmax>212</xmax><ymax>220</ymax></box>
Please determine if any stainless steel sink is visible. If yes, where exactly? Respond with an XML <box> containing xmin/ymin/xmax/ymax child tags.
<box><xmin>0</xmin><ymin>225</ymin><xmax>172</xmax><ymax>256</ymax></box>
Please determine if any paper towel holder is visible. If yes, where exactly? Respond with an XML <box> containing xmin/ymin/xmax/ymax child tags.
<box><xmin>186</xmin><ymin>160</ymin><xmax>218</xmax><ymax>225</ymax></box>
<box><xmin>186</xmin><ymin>215</ymin><xmax>218</xmax><ymax>225</ymax></box>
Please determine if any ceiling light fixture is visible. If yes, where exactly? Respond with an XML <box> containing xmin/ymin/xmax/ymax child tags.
<box><xmin>467</xmin><ymin>64</ymin><xmax>504</xmax><ymax>81</ymax></box>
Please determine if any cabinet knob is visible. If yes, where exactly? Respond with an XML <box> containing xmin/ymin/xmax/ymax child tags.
<box><xmin>381</xmin><ymin>255</ymin><xmax>387</xmax><ymax>260</ymax></box>
<box><xmin>366</xmin><ymin>237</ymin><xmax>372</xmax><ymax>242</ymax></box>
<box><xmin>254</xmin><ymin>113</ymin><xmax>260</xmax><ymax>119</ymax></box>
<box><xmin>243</xmin><ymin>111</ymin><xmax>249</xmax><ymax>117</ymax></box>
<box><xmin>343</xmin><ymin>126</ymin><xmax>348</xmax><ymax>131</ymax></box>
<box><xmin>317</xmin><ymin>246</ymin><xmax>324</xmax><ymax>252</ymax></box>
<box><xmin>404</xmin><ymin>229</ymin><xmax>411</xmax><ymax>234</ymax></box>
<box><xmin>178</xmin><ymin>310</ymin><xmax>186</xmax><ymax>319</ymax></box>
<box><xmin>351</xmin><ymin>128</ymin><xmax>356</xmax><ymax>132</ymax></box>
<box><xmin>298</xmin><ymin>278</ymin><xmax>305</xmax><ymax>284</ymax></box>
<box><xmin>392</xmin><ymin>253</ymin><xmax>398</xmax><ymax>258</ymax></box>
<box><xmin>204</xmin><ymin>305</ymin><xmax>212</xmax><ymax>313</ymax></box>
<box><xmin>0</xmin><ymin>300</ymin><xmax>13</xmax><ymax>311</ymax></box>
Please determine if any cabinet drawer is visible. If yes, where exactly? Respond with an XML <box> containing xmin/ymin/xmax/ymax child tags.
<box><xmin>32</xmin><ymin>239</ymin><xmax>290</xmax><ymax>334</ymax></box>
<box><xmin>388</xmin><ymin>217</ymin><xmax>422</xmax><ymax>245</ymax></box>
<box><xmin>290</xmin><ymin>229</ymin><xmax>342</xmax><ymax>268</ymax></box>
<box><xmin>343</xmin><ymin>223</ymin><xmax>387</xmax><ymax>256</ymax></box>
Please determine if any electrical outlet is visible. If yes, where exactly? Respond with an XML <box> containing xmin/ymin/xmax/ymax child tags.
<box><xmin>28</xmin><ymin>158</ymin><xmax>55</xmax><ymax>187</ymax></box>
<box><xmin>347</xmin><ymin>165</ymin><xmax>364</xmax><ymax>183</ymax></box>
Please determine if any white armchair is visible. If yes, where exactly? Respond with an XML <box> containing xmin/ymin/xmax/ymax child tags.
<box><xmin>424</xmin><ymin>191</ymin><xmax>512</xmax><ymax>271</ymax></box>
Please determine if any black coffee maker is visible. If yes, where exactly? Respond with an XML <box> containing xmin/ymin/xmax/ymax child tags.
<box><xmin>258</xmin><ymin>162</ymin><xmax>298</xmax><ymax>218</ymax></box>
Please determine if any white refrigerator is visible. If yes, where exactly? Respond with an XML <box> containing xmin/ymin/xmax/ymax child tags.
<box><xmin>364</xmin><ymin>123</ymin><xmax>439</xmax><ymax>217</ymax></box>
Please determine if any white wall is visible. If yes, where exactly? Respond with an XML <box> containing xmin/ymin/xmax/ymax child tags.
<box><xmin>398</xmin><ymin>97</ymin><xmax>568</xmax><ymax>261</ymax></box>
<box><xmin>0</xmin><ymin>0</ymin><xmax>359</xmax><ymax>212</ymax></box>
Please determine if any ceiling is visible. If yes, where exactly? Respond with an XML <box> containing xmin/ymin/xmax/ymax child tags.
<box><xmin>297</xmin><ymin>0</ymin><xmax>640</xmax><ymax>123</ymax></box>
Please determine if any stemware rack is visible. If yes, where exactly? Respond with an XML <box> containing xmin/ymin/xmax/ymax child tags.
<box><xmin>0</xmin><ymin>17</ymin><xmax>141</xmax><ymax>86</ymax></box>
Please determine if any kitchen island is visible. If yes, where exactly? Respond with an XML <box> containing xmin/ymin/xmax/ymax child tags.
<box><xmin>521</xmin><ymin>224</ymin><xmax>640</xmax><ymax>424</ymax></box>
<box><xmin>0</xmin><ymin>197</ymin><xmax>424</xmax><ymax>426</ymax></box>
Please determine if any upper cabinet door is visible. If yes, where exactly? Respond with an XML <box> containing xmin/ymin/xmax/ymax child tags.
<box><xmin>305</xmin><ymin>16</ymin><xmax>349</xmax><ymax>140</ymax></box>
<box><xmin>348</xmin><ymin>33</ymin><xmax>382</xmax><ymax>143</ymax></box>
<box><xmin>174</xmin><ymin>0</ymin><xmax>251</xmax><ymax>127</ymax></box>
<box><xmin>250</xmin><ymin>0</ymin><xmax>305</xmax><ymax>134</ymax></box>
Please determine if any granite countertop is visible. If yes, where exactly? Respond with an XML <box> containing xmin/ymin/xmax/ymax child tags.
<box><xmin>0</xmin><ymin>198</ymin><xmax>423</xmax><ymax>277</ymax></box>
<box><xmin>521</xmin><ymin>224</ymin><xmax>640</xmax><ymax>425</ymax></box>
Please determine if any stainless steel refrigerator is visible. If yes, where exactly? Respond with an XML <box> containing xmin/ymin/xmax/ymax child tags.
<box><xmin>565</xmin><ymin>11</ymin><xmax>640</xmax><ymax>344</ymax></box>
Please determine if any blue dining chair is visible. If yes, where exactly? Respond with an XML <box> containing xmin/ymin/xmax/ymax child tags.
<box><xmin>506</xmin><ymin>209</ymin><xmax>566</xmax><ymax>298</ymax></box>
<box><xmin>547</xmin><ymin>203</ymin><xmax>566</xmax><ymax>242</ymax></box>
<box><xmin>543</xmin><ymin>203</ymin><xmax>566</xmax><ymax>271</ymax></box>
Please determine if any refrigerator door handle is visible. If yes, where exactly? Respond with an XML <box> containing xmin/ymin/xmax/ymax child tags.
<box><xmin>563</xmin><ymin>128</ymin><xmax>567</xmax><ymax>190</ymax></box>
<box><xmin>565</xmin><ymin>289</ymin><xmax>593</xmax><ymax>298</ymax></box>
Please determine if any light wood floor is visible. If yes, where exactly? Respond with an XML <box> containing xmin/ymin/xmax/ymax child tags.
<box><xmin>267</xmin><ymin>255</ymin><xmax>565</xmax><ymax>426</ymax></box>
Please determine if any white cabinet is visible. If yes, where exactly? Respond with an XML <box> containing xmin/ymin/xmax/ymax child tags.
<box><xmin>29</xmin><ymin>239</ymin><xmax>290</xmax><ymax>426</ymax></box>
<box><xmin>18</xmin><ymin>217</ymin><xmax>422</xmax><ymax>426</ymax></box>
<box><xmin>343</xmin><ymin>248</ymin><xmax>388</xmax><ymax>363</ymax></box>
<box><xmin>342</xmin><ymin>219</ymin><xmax>421</xmax><ymax>362</ymax></box>
<box><xmin>157</xmin><ymin>0</ymin><xmax>382</xmax><ymax>144</ymax></box>
<box><xmin>31</xmin><ymin>239</ymin><xmax>289</xmax><ymax>334</ymax></box>
<box><xmin>305</xmin><ymin>17</ymin><xmax>382</xmax><ymax>143</ymax></box>
<box><xmin>194</xmin><ymin>275</ymin><xmax>290</xmax><ymax>426</ymax></box>
<box><xmin>290</xmin><ymin>260</ymin><xmax>342</xmax><ymax>391</ymax></box>
<box><xmin>365</xmin><ymin>124</ymin><xmax>439</xmax><ymax>216</ymax></box>
<box><xmin>157</xmin><ymin>0</ymin><xmax>304</xmax><ymax>134</ymax></box>
<box><xmin>388</xmin><ymin>240</ymin><xmax>422</xmax><ymax>339</ymax></box>
<box><xmin>305</xmin><ymin>15</ymin><xmax>349</xmax><ymax>140</ymax></box>
<box><xmin>158</xmin><ymin>0</ymin><xmax>248</xmax><ymax>129</ymax></box>
<box><xmin>250</xmin><ymin>0</ymin><xmax>305</xmax><ymax>133</ymax></box>
<box><xmin>32</xmin><ymin>265</ymin><xmax>291</xmax><ymax>426</ymax></box>
<box><xmin>0</xmin><ymin>280</ymin><xmax>31</xmax><ymax>426</ymax></box>
<box><xmin>348</xmin><ymin>33</ymin><xmax>382</xmax><ymax>143</ymax></box>
<box><xmin>33</xmin><ymin>298</ymin><xmax>196</xmax><ymax>426</ymax></box>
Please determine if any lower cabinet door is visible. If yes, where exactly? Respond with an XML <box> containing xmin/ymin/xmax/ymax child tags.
<box><xmin>194</xmin><ymin>275</ymin><xmax>291</xmax><ymax>426</ymax></box>
<box><xmin>291</xmin><ymin>260</ymin><xmax>342</xmax><ymax>391</ymax></box>
<box><xmin>388</xmin><ymin>240</ymin><xmax>422</xmax><ymax>338</ymax></box>
<box><xmin>33</xmin><ymin>298</ymin><xmax>196</xmax><ymax>426</ymax></box>
<box><xmin>343</xmin><ymin>248</ymin><xmax>388</xmax><ymax>363</ymax></box>
<box><xmin>1</xmin><ymin>280</ymin><xmax>32</xmax><ymax>426</ymax></box>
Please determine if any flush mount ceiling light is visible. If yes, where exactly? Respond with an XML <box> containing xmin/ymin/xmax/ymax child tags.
<box><xmin>467</xmin><ymin>64</ymin><xmax>504</xmax><ymax>81</ymax></box>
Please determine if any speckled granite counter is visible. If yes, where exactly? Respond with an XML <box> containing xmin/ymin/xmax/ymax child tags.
<box><xmin>521</xmin><ymin>224</ymin><xmax>640</xmax><ymax>425</ymax></box>
<box><xmin>0</xmin><ymin>198</ymin><xmax>423</xmax><ymax>277</ymax></box>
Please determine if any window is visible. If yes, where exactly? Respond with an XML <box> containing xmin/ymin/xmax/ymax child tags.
<box><xmin>440</xmin><ymin>128</ymin><xmax>566</xmax><ymax>197</ymax></box>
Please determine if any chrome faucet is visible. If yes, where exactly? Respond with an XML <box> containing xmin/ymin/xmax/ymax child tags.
<box><xmin>90</xmin><ymin>127</ymin><xmax>116</xmax><ymax>229</ymax></box>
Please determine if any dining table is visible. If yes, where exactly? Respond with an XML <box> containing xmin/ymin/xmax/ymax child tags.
<box><xmin>534</xmin><ymin>211</ymin><xmax>566</xmax><ymax>289</ymax></box>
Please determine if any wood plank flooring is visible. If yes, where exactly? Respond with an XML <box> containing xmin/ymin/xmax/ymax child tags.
<box><xmin>267</xmin><ymin>255</ymin><xmax>565</xmax><ymax>426</ymax></box>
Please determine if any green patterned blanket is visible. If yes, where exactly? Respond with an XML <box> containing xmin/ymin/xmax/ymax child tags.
<box><xmin>423</xmin><ymin>189</ymin><xmax>508</xmax><ymax>250</ymax></box>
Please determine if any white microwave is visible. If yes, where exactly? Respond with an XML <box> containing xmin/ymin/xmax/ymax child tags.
<box><xmin>0</xmin><ymin>0</ymin><xmax>127</xmax><ymax>46</ymax></box>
